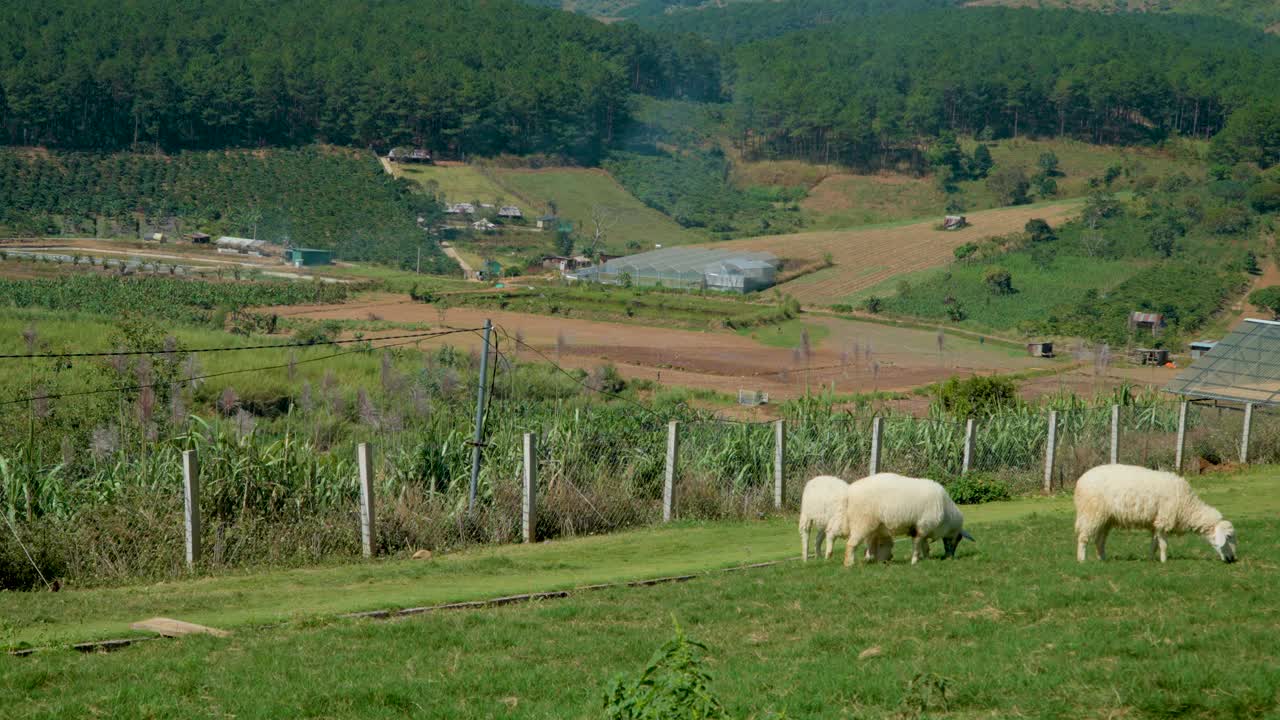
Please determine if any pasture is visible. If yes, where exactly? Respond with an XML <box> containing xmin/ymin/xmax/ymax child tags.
<box><xmin>4</xmin><ymin>467</ymin><xmax>1277</xmax><ymax>718</ymax></box>
<box><xmin>719</xmin><ymin>201</ymin><xmax>1083</xmax><ymax>307</ymax></box>
<box><xmin>393</xmin><ymin>164</ymin><xmax>511</xmax><ymax>206</ymax></box>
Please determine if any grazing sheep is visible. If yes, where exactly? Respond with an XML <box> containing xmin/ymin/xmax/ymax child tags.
<box><xmin>841</xmin><ymin>473</ymin><xmax>974</xmax><ymax>567</ymax></box>
<box><xmin>799</xmin><ymin>475</ymin><xmax>893</xmax><ymax>562</ymax></box>
<box><xmin>1074</xmin><ymin>464</ymin><xmax>1237</xmax><ymax>564</ymax></box>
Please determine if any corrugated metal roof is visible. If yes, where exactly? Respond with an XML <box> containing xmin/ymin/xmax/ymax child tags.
<box><xmin>1165</xmin><ymin>319</ymin><xmax>1280</xmax><ymax>406</ymax></box>
<box><xmin>1130</xmin><ymin>312</ymin><xmax>1164</xmax><ymax>324</ymax></box>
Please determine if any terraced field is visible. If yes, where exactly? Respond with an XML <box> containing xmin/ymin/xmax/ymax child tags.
<box><xmin>720</xmin><ymin>200</ymin><xmax>1083</xmax><ymax>306</ymax></box>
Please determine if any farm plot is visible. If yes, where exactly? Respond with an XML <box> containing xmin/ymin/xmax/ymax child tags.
<box><xmin>720</xmin><ymin>201</ymin><xmax>1082</xmax><ymax>307</ymax></box>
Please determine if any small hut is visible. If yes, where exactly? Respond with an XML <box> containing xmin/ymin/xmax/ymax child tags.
<box><xmin>1189</xmin><ymin>340</ymin><xmax>1218</xmax><ymax>360</ymax></box>
<box><xmin>1129</xmin><ymin>311</ymin><xmax>1165</xmax><ymax>338</ymax></box>
<box><xmin>1130</xmin><ymin>347</ymin><xmax>1169</xmax><ymax>366</ymax></box>
<box><xmin>1026</xmin><ymin>341</ymin><xmax>1054</xmax><ymax>358</ymax></box>
<box><xmin>943</xmin><ymin>215</ymin><xmax>968</xmax><ymax>230</ymax></box>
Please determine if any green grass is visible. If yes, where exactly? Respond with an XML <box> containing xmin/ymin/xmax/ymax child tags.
<box><xmin>491</xmin><ymin>168</ymin><xmax>702</xmax><ymax>252</ymax></box>
<box><xmin>736</xmin><ymin>319</ymin><xmax>830</xmax><ymax>349</ymax></box>
<box><xmin>883</xmin><ymin>252</ymin><xmax>1144</xmax><ymax>331</ymax></box>
<box><xmin>395</xmin><ymin>164</ymin><xmax>512</xmax><ymax>206</ymax></box>
<box><xmin>4</xmin><ymin>467</ymin><xmax>1278</xmax><ymax>718</ymax></box>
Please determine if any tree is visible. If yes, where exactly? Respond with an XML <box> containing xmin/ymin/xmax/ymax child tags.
<box><xmin>983</xmin><ymin>267</ymin><xmax>1014</xmax><ymax>295</ymax></box>
<box><xmin>969</xmin><ymin>144</ymin><xmax>993</xmax><ymax>179</ymax></box>
<box><xmin>555</xmin><ymin>229</ymin><xmax>574</xmax><ymax>257</ymax></box>
<box><xmin>1248</xmin><ymin>286</ymin><xmax>1280</xmax><ymax>319</ymax></box>
<box><xmin>586</xmin><ymin>205</ymin><xmax>617</xmax><ymax>256</ymax></box>
<box><xmin>1035</xmin><ymin>174</ymin><xmax>1057</xmax><ymax>198</ymax></box>
<box><xmin>986</xmin><ymin>167</ymin><xmax>1030</xmax><ymax>206</ymax></box>
<box><xmin>1212</xmin><ymin>100</ymin><xmax>1280</xmax><ymax>168</ymax></box>
<box><xmin>926</xmin><ymin>131</ymin><xmax>967</xmax><ymax>177</ymax></box>
<box><xmin>1247</xmin><ymin>181</ymin><xmax>1280</xmax><ymax>212</ymax></box>
<box><xmin>1082</xmin><ymin>188</ymin><xmax>1122</xmax><ymax>229</ymax></box>
<box><xmin>1037</xmin><ymin>151</ymin><xmax>1060</xmax><ymax>177</ymax></box>
<box><xmin>1025</xmin><ymin>218</ymin><xmax>1055</xmax><ymax>243</ymax></box>
<box><xmin>1148</xmin><ymin>216</ymin><xmax>1184</xmax><ymax>258</ymax></box>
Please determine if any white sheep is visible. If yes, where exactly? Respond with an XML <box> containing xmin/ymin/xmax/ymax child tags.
<box><xmin>1073</xmin><ymin>464</ymin><xmax>1237</xmax><ymax>563</ymax></box>
<box><xmin>840</xmin><ymin>473</ymin><xmax>974</xmax><ymax>567</ymax></box>
<box><xmin>798</xmin><ymin>475</ymin><xmax>893</xmax><ymax>562</ymax></box>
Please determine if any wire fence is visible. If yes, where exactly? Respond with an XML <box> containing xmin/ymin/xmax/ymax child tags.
<box><xmin>2</xmin><ymin>319</ymin><xmax>1278</xmax><ymax>588</ymax></box>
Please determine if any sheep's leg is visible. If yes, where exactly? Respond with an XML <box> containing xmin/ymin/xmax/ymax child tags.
<box><xmin>800</xmin><ymin>521</ymin><xmax>809</xmax><ymax>562</ymax></box>
<box><xmin>1095</xmin><ymin>527</ymin><xmax>1110</xmax><ymax>561</ymax></box>
<box><xmin>1155</xmin><ymin>532</ymin><xmax>1168</xmax><ymax>563</ymax></box>
<box><xmin>911</xmin><ymin>536</ymin><xmax>927</xmax><ymax>565</ymax></box>
<box><xmin>1149</xmin><ymin>533</ymin><xmax>1159</xmax><ymax>560</ymax></box>
<box><xmin>822</xmin><ymin>530</ymin><xmax>834</xmax><ymax>561</ymax></box>
<box><xmin>843</xmin><ymin>530</ymin><xmax>868</xmax><ymax>568</ymax></box>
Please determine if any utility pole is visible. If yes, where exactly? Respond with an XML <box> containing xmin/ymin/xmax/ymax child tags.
<box><xmin>416</xmin><ymin>245</ymin><xmax>421</xmax><ymax>275</ymax></box>
<box><xmin>468</xmin><ymin>319</ymin><xmax>493</xmax><ymax>512</ymax></box>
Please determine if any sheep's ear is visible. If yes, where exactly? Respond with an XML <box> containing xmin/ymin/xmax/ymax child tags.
<box><xmin>961</xmin><ymin>530</ymin><xmax>975</xmax><ymax>543</ymax></box>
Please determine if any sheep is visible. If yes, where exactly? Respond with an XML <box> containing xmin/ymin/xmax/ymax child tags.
<box><xmin>840</xmin><ymin>473</ymin><xmax>974</xmax><ymax>567</ymax></box>
<box><xmin>1073</xmin><ymin>464</ymin><xmax>1237</xmax><ymax>564</ymax></box>
<box><xmin>799</xmin><ymin>475</ymin><xmax>893</xmax><ymax>562</ymax></box>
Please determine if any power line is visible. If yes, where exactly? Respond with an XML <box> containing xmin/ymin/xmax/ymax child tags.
<box><xmin>0</xmin><ymin>328</ymin><xmax>484</xmax><ymax>361</ymax></box>
<box><xmin>0</xmin><ymin>328</ymin><xmax>479</xmax><ymax>407</ymax></box>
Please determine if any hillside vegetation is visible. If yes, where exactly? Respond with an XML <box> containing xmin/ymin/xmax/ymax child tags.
<box><xmin>0</xmin><ymin>0</ymin><xmax>719</xmax><ymax>161</ymax></box>
<box><xmin>0</xmin><ymin>148</ymin><xmax>455</xmax><ymax>271</ymax></box>
<box><xmin>732</xmin><ymin>8</ymin><xmax>1280</xmax><ymax>169</ymax></box>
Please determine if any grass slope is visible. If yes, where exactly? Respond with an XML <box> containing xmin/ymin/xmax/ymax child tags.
<box><xmin>4</xmin><ymin>466</ymin><xmax>1278</xmax><ymax>718</ymax></box>
<box><xmin>5</xmin><ymin>466</ymin><xmax>1276</xmax><ymax>650</ymax></box>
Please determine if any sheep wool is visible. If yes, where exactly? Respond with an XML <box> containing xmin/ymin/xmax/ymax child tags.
<box><xmin>799</xmin><ymin>475</ymin><xmax>892</xmax><ymax>562</ymax></box>
<box><xmin>1074</xmin><ymin>464</ymin><xmax>1237</xmax><ymax>563</ymax></box>
<box><xmin>840</xmin><ymin>473</ymin><xmax>973</xmax><ymax>567</ymax></box>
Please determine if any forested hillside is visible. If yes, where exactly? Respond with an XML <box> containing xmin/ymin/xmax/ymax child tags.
<box><xmin>731</xmin><ymin>8</ymin><xmax>1280</xmax><ymax>168</ymax></box>
<box><xmin>0</xmin><ymin>0</ymin><xmax>719</xmax><ymax>161</ymax></box>
<box><xmin>0</xmin><ymin>147</ymin><xmax>456</xmax><ymax>272</ymax></box>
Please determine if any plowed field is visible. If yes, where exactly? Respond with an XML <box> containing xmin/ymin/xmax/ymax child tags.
<box><xmin>719</xmin><ymin>201</ymin><xmax>1082</xmax><ymax>306</ymax></box>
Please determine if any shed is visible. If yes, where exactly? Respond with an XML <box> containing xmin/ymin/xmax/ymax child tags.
<box><xmin>388</xmin><ymin>147</ymin><xmax>432</xmax><ymax>164</ymax></box>
<box><xmin>185</xmin><ymin>232</ymin><xmax>211</xmax><ymax>244</ymax></box>
<box><xmin>1026</xmin><ymin>341</ymin><xmax>1054</xmax><ymax>358</ymax></box>
<box><xmin>1129</xmin><ymin>311</ymin><xmax>1165</xmax><ymax>337</ymax></box>
<box><xmin>284</xmin><ymin>247</ymin><xmax>334</xmax><ymax>267</ymax></box>
<box><xmin>1189</xmin><ymin>340</ymin><xmax>1218</xmax><ymax>359</ymax></box>
<box><xmin>1130</xmin><ymin>347</ymin><xmax>1169</xmax><ymax>366</ymax></box>
<box><xmin>498</xmin><ymin>206</ymin><xmax>523</xmax><ymax>219</ymax></box>
<box><xmin>216</xmin><ymin>236</ymin><xmax>265</xmax><ymax>254</ymax></box>
<box><xmin>472</xmin><ymin>218</ymin><xmax>497</xmax><ymax>231</ymax></box>
<box><xmin>536</xmin><ymin>214</ymin><xmax>558</xmax><ymax>230</ymax></box>
<box><xmin>943</xmin><ymin>215</ymin><xmax>968</xmax><ymax>230</ymax></box>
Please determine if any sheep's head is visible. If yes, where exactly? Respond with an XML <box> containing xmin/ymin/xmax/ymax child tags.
<box><xmin>1208</xmin><ymin>520</ymin><xmax>1237</xmax><ymax>563</ymax></box>
<box><xmin>942</xmin><ymin>529</ymin><xmax>975</xmax><ymax>559</ymax></box>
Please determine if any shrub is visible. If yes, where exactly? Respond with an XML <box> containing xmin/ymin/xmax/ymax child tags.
<box><xmin>864</xmin><ymin>295</ymin><xmax>883</xmax><ymax>313</ymax></box>
<box><xmin>946</xmin><ymin>474</ymin><xmax>1013</xmax><ymax>505</ymax></box>
<box><xmin>932</xmin><ymin>375</ymin><xmax>1019</xmax><ymax>418</ymax></box>
<box><xmin>983</xmin><ymin>267</ymin><xmax>1014</xmax><ymax>295</ymax></box>
<box><xmin>953</xmin><ymin>242</ymin><xmax>978</xmax><ymax>261</ymax></box>
<box><xmin>603</xmin><ymin>623</ymin><xmax>729</xmax><ymax>720</ymax></box>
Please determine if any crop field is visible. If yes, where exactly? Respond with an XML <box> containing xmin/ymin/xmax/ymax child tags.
<box><xmin>269</xmin><ymin>298</ymin><xmax>1049</xmax><ymax>399</ymax></box>
<box><xmin>4</xmin><ymin>467</ymin><xmax>1277</xmax><ymax>718</ymax></box>
<box><xmin>393</xmin><ymin>163</ymin><xmax>512</xmax><ymax>205</ymax></box>
<box><xmin>720</xmin><ymin>201</ymin><xmax>1083</xmax><ymax>306</ymax></box>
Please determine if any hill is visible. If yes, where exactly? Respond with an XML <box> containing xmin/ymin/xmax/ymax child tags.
<box><xmin>0</xmin><ymin>147</ymin><xmax>456</xmax><ymax>272</ymax></box>
<box><xmin>0</xmin><ymin>0</ymin><xmax>719</xmax><ymax>161</ymax></box>
<box><xmin>965</xmin><ymin>0</ymin><xmax>1280</xmax><ymax>34</ymax></box>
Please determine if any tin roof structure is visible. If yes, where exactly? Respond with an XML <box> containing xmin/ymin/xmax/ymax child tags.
<box><xmin>1165</xmin><ymin>318</ymin><xmax>1280</xmax><ymax>405</ymax></box>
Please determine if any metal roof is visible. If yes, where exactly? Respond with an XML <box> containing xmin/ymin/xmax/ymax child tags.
<box><xmin>1130</xmin><ymin>312</ymin><xmax>1164</xmax><ymax>324</ymax></box>
<box><xmin>1165</xmin><ymin>318</ymin><xmax>1280</xmax><ymax>406</ymax></box>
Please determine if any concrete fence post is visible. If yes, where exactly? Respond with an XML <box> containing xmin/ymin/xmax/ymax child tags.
<box><xmin>773</xmin><ymin>420</ymin><xmax>785</xmax><ymax>510</ymax></box>
<box><xmin>1110</xmin><ymin>404</ymin><xmax>1120</xmax><ymax>465</ymax></box>
<box><xmin>1043</xmin><ymin>410</ymin><xmax>1057</xmax><ymax>494</ymax></box>
<box><xmin>522</xmin><ymin>432</ymin><xmax>538</xmax><ymax>543</ymax></box>
<box><xmin>1241</xmin><ymin>402</ymin><xmax>1254</xmax><ymax>464</ymax></box>
<box><xmin>1174</xmin><ymin>401</ymin><xmax>1188</xmax><ymax>472</ymax></box>
<box><xmin>961</xmin><ymin>418</ymin><xmax>976</xmax><ymax>475</ymax></box>
<box><xmin>182</xmin><ymin>449</ymin><xmax>200</xmax><ymax>570</ymax></box>
<box><xmin>869</xmin><ymin>416</ymin><xmax>884</xmax><ymax>475</ymax></box>
<box><xmin>358</xmin><ymin>442</ymin><xmax>376</xmax><ymax>558</ymax></box>
<box><xmin>663</xmin><ymin>421</ymin><xmax>678</xmax><ymax>523</ymax></box>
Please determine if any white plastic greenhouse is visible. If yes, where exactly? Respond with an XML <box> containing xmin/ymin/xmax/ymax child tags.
<box><xmin>570</xmin><ymin>247</ymin><xmax>779</xmax><ymax>293</ymax></box>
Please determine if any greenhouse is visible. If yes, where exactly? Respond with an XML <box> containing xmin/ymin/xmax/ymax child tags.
<box><xmin>570</xmin><ymin>247</ymin><xmax>779</xmax><ymax>293</ymax></box>
<box><xmin>1166</xmin><ymin>318</ymin><xmax>1280</xmax><ymax>406</ymax></box>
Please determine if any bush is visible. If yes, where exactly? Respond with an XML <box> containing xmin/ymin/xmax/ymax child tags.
<box><xmin>603</xmin><ymin>623</ymin><xmax>729</xmax><ymax>720</ymax></box>
<box><xmin>954</xmin><ymin>242</ymin><xmax>978</xmax><ymax>261</ymax></box>
<box><xmin>932</xmin><ymin>375</ymin><xmax>1019</xmax><ymax>418</ymax></box>
<box><xmin>946</xmin><ymin>474</ymin><xmax>1013</xmax><ymax>505</ymax></box>
<box><xmin>864</xmin><ymin>295</ymin><xmax>883</xmax><ymax>313</ymax></box>
<box><xmin>983</xmin><ymin>267</ymin><xmax>1014</xmax><ymax>295</ymax></box>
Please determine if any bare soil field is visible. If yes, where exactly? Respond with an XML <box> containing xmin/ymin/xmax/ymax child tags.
<box><xmin>268</xmin><ymin>296</ymin><xmax>1051</xmax><ymax>400</ymax></box>
<box><xmin>717</xmin><ymin>201</ymin><xmax>1082</xmax><ymax>306</ymax></box>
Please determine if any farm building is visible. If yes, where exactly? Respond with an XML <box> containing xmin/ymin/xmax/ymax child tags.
<box><xmin>569</xmin><ymin>247</ymin><xmax>779</xmax><ymax>293</ymax></box>
<box><xmin>1129</xmin><ymin>311</ymin><xmax>1165</xmax><ymax>337</ymax></box>
<box><xmin>1189</xmin><ymin>340</ymin><xmax>1218</xmax><ymax>359</ymax></box>
<box><xmin>284</xmin><ymin>247</ymin><xmax>334</xmax><ymax>267</ymax></box>
<box><xmin>1026</xmin><ymin>341</ymin><xmax>1054</xmax><ymax>358</ymax></box>
<box><xmin>446</xmin><ymin>203</ymin><xmax>476</xmax><ymax>215</ymax></box>
<box><xmin>216</xmin><ymin>236</ymin><xmax>266</xmax><ymax>254</ymax></box>
<box><xmin>536</xmin><ymin>214</ymin><xmax>558</xmax><ymax>229</ymax></box>
<box><xmin>943</xmin><ymin>215</ymin><xmax>967</xmax><ymax>230</ymax></box>
<box><xmin>472</xmin><ymin>218</ymin><xmax>497</xmax><ymax>231</ymax></box>
<box><xmin>185</xmin><ymin>232</ymin><xmax>211</xmax><ymax>244</ymax></box>
<box><xmin>388</xmin><ymin>147</ymin><xmax>432</xmax><ymax>163</ymax></box>
<box><xmin>498</xmin><ymin>206</ymin><xmax>523</xmax><ymax>219</ymax></box>
<box><xmin>1166</xmin><ymin>318</ymin><xmax>1280</xmax><ymax>406</ymax></box>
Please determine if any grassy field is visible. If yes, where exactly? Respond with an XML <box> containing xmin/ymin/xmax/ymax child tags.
<box><xmin>491</xmin><ymin>168</ymin><xmax>702</xmax><ymax>252</ymax></box>
<box><xmin>736</xmin><ymin>319</ymin><xmax>831</xmax><ymax>349</ymax></box>
<box><xmin>4</xmin><ymin>466</ymin><xmax>1277</xmax><ymax>717</ymax></box>
<box><xmin>394</xmin><ymin>164</ymin><xmax>512</xmax><ymax>206</ymax></box>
